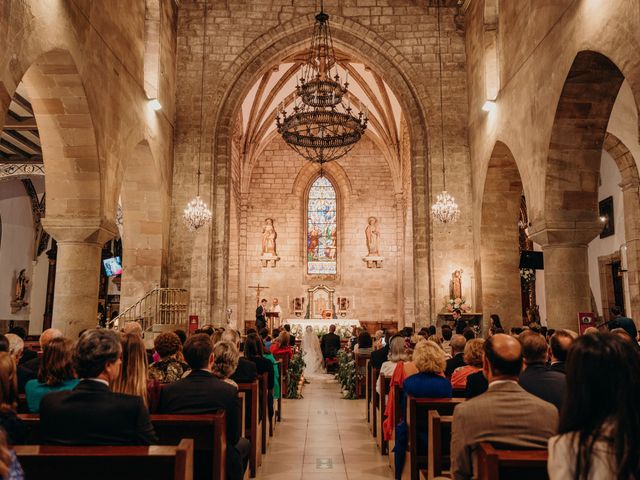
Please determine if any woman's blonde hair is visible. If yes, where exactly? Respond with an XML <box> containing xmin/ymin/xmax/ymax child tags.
<box><xmin>412</xmin><ymin>340</ymin><xmax>446</xmax><ymax>374</ymax></box>
<box><xmin>428</xmin><ymin>335</ymin><xmax>444</xmax><ymax>348</ymax></box>
<box><xmin>277</xmin><ymin>331</ymin><xmax>290</xmax><ymax>347</ymax></box>
<box><xmin>113</xmin><ymin>333</ymin><xmax>149</xmax><ymax>407</ymax></box>
<box><xmin>463</xmin><ymin>339</ymin><xmax>485</xmax><ymax>367</ymax></box>
<box><xmin>388</xmin><ymin>336</ymin><xmax>410</xmax><ymax>362</ymax></box>
<box><xmin>212</xmin><ymin>341</ymin><xmax>240</xmax><ymax>380</ymax></box>
<box><xmin>0</xmin><ymin>353</ymin><xmax>18</xmax><ymax>411</ymax></box>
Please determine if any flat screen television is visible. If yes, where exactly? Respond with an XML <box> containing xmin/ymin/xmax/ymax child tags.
<box><xmin>103</xmin><ymin>256</ymin><xmax>123</xmax><ymax>277</ymax></box>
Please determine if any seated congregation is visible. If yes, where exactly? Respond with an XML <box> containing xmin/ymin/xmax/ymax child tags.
<box><xmin>0</xmin><ymin>323</ymin><xmax>299</xmax><ymax>480</ymax></box>
<box><xmin>362</xmin><ymin>319</ymin><xmax>640</xmax><ymax>480</ymax></box>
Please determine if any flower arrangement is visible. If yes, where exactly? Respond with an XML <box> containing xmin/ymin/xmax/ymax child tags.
<box><xmin>289</xmin><ymin>323</ymin><xmax>353</xmax><ymax>339</ymax></box>
<box><xmin>335</xmin><ymin>349</ymin><xmax>357</xmax><ymax>399</ymax></box>
<box><xmin>285</xmin><ymin>351</ymin><xmax>306</xmax><ymax>399</ymax></box>
<box><xmin>520</xmin><ymin>268</ymin><xmax>535</xmax><ymax>285</ymax></box>
<box><xmin>444</xmin><ymin>297</ymin><xmax>472</xmax><ymax>312</ymax></box>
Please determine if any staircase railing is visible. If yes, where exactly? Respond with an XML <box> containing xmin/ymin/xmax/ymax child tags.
<box><xmin>106</xmin><ymin>288</ymin><xmax>189</xmax><ymax>333</ymax></box>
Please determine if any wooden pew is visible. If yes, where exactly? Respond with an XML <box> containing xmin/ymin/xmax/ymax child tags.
<box><xmin>404</xmin><ymin>396</ymin><xmax>464</xmax><ymax>480</ymax></box>
<box><xmin>376</xmin><ymin>375</ymin><xmax>391</xmax><ymax>455</ymax></box>
<box><xmin>365</xmin><ymin>360</ymin><xmax>372</xmax><ymax>425</ymax></box>
<box><xmin>354</xmin><ymin>352</ymin><xmax>370</xmax><ymax>398</ymax></box>
<box><xmin>388</xmin><ymin>383</ymin><xmax>404</xmax><ymax>473</ymax></box>
<box><xmin>274</xmin><ymin>353</ymin><xmax>289</xmax><ymax>399</ymax></box>
<box><xmin>426</xmin><ymin>411</ymin><xmax>452</xmax><ymax>480</ymax></box>
<box><xmin>476</xmin><ymin>442</ymin><xmax>548</xmax><ymax>480</ymax></box>
<box><xmin>452</xmin><ymin>387</ymin><xmax>465</xmax><ymax>398</ymax></box>
<box><xmin>19</xmin><ymin>413</ymin><xmax>227</xmax><ymax>480</ymax></box>
<box><xmin>17</xmin><ymin>393</ymin><xmax>28</xmax><ymax>414</ymax></box>
<box><xmin>237</xmin><ymin>380</ymin><xmax>261</xmax><ymax>477</ymax></box>
<box><xmin>369</xmin><ymin>365</ymin><xmax>380</xmax><ymax>438</ymax></box>
<box><xmin>14</xmin><ymin>439</ymin><xmax>194</xmax><ymax>480</ymax></box>
<box><xmin>275</xmin><ymin>359</ymin><xmax>283</xmax><ymax>423</ymax></box>
<box><xmin>257</xmin><ymin>372</ymin><xmax>269</xmax><ymax>454</ymax></box>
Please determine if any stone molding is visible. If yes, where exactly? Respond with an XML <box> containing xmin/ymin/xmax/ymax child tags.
<box><xmin>42</xmin><ymin>216</ymin><xmax>118</xmax><ymax>245</ymax></box>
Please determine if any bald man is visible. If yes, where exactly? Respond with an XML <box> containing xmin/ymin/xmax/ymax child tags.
<box><xmin>23</xmin><ymin>328</ymin><xmax>63</xmax><ymax>374</ymax></box>
<box><xmin>450</xmin><ymin>334</ymin><xmax>558</xmax><ymax>480</ymax></box>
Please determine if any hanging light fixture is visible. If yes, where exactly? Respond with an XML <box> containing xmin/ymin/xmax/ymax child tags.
<box><xmin>275</xmin><ymin>1</ymin><xmax>368</xmax><ymax>165</ymax></box>
<box><xmin>183</xmin><ymin>0</ymin><xmax>213</xmax><ymax>232</ymax></box>
<box><xmin>431</xmin><ymin>0</ymin><xmax>460</xmax><ymax>225</ymax></box>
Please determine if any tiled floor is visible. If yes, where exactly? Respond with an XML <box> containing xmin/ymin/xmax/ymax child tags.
<box><xmin>257</xmin><ymin>374</ymin><xmax>392</xmax><ymax>480</ymax></box>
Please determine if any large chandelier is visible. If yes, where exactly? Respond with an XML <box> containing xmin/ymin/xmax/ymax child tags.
<box><xmin>275</xmin><ymin>5</ymin><xmax>368</xmax><ymax>164</ymax></box>
<box><xmin>183</xmin><ymin>0</ymin><xmax>213</xmax><ymax>232</ymax></box>
<box><xmin>430</xmin><ymin>1</ymin><xmax>461</xmax><ymax>225</ymax></box>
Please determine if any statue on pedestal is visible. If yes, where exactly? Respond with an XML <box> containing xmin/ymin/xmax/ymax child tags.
<box><xmin>260</xmin><ymin>218</ymin><xmax>280</xmax><ymax>267</ymax></box>
<box><xmin>363</xmin><ymin>216</ymin><xmax>383</xmax><ymax>268</ymax></box>
<box><xmin>10</xmin><ymin>269</ymin><xmax>29</xmax><ymax>313</ymax></box>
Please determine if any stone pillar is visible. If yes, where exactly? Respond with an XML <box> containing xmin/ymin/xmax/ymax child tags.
<box><xmin>237</xmin><ymin>193</ymin><xmax>249</xmax><ymax>330</ymax></box>
<box><xmin>41</xmin><ymin>217</ymin><xmax>118</xmax><ymax>338</ymax></box>
<box><xmin>620</xmin><ymin>179</ymin><xmax>640</xmax><ymax>324</ymax></box>
<box><xmin>529</xmin><ymin>221</ymin><xmax>601</xmax><ymax>332</ymax></box>
<box><xmin>395</xmin><ymin>192</ymin><xmax>406</xmax><ymax>328</ymax></box>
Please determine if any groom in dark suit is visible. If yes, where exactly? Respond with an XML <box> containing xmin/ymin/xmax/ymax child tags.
<box><xmin>256</xmin><ymin>298</ymin><xmax>267</xmax><ymax>330</ymax></box>
<box><xmin>321</xmin><ymin>324</ymin><xmax>341</xmax><ymax>359</ymax></box>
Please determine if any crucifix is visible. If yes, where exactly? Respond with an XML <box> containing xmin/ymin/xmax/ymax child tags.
<box><xmin>248</xmin><ymin>282</ymin><xmax>269</xmax><ymax>306</ymax></box>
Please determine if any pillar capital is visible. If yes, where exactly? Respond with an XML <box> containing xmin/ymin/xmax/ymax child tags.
<box><xmin>619</xmin><ymin>178</ymin><xmax>640</xmax><ymax>192</ymax></box>
<box><xmin>42</xmin><ymin>216</ymin><xmax>118</xmax><ymax>245</ymax></box>
<box><xmin>527</xmin><ymin>218</ymin><xmax>602</xmax><ymax>247</ymax></box>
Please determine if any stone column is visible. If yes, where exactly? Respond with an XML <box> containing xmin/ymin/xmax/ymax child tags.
<box><xmin>237</xmin><ymin>193</ymin><xmax>249</xmax><ymax>330</ymax></box>
<box><xmin>42</xmin><ymin>217</ymin><xmax>118</xmax><ymax>338</ymax></box>
<box><xmin>395</xmin><ymin>192</ymin><xmax>406</xmax><ymax>328</ymax></box>
<box><xmin>620</xmin><ymin>178</ymin><xmax>640</xmax><ymax>324</ymax></box>
<box><xmin>528</xmin><ymin>221</ymin><xmax>601</xmax><ymax>332</ymax></box>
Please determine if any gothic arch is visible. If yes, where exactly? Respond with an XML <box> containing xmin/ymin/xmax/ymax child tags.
<box><xmin>208</xmin><ymin>15</ymin><xmax>433</xmax><ymax>323</ymax></box>
<box><xmin>479</xmin><ymin>141</ymin><xmax>524</xmax><ymax>331</ymax></box>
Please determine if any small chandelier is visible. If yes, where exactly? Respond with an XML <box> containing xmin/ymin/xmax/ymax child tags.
<box><xmin>183</xmin><ymin>0</ymin><xmax>213</xmax><ymax>232</ymax></box>
<box><xmin>430</xmin><ymin>1</ymin><xmax>461</xmax><ymax>225</ymax></box>
<box><xmin>275</xmin><ymin>3</ymin><xmax>368</xmax><ymax>164</ymax></box>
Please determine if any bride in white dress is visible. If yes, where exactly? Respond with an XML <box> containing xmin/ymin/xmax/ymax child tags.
<box><xmin>301</xmin><ymin>325</ymin><xmax>324</xmax><ymax>377</ymax></box>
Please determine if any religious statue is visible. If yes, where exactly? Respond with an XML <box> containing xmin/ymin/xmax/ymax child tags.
<box><xmin>365</xmin><ymin>216</ymin><xmax>380</xmax><ymax>256</ymax></box>
<box><xmin>10</xmin><ymin>269</ymin><xmax>29</xmax><ymax>313</ymax></box>
<box><xmin>450</xmin><ymin>269</ymin><xmax>463</xmax><ymax>300</ymax></box>
<box><xmin>261</xmin><ymin>218</ymin><xmax>277</xmax><ymax>256</ymax></box>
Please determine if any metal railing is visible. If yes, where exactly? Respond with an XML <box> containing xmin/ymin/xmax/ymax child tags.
<box><xmin>106</xmin><ymin>288</ymin><xmax>189</xmax><ymax>333</ymax></box>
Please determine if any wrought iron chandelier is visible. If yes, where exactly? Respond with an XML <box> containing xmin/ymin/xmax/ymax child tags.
<box><xmin>183</xmin><ymin>0</ymin><xmax>213</xmax><ymax>232</ymax></box>
<box><xmin>275</xmin><ymin>3</ymin><xmax>368</xmax><ymax>164</ymax></box>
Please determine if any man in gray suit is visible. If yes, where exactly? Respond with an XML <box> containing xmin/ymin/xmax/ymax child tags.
<box><xmin>451</xmin><ymin>334</ymin><xmax>558</xmax><ymax>480</ymax></box>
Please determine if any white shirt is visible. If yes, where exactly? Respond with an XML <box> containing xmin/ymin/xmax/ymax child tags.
<box><xmin>86</xmin><ymin>378</ymin><xmax>110</xmax><ymax>387</ymax></box>
<box><xmin>376</xmin><ymin>360</ymin><xmax>397</xmax><ymax>395</ymax></box>
<box><xmin>548</xmin><ymin>432</ymin><xmax>617</xmax><ymax>479</ymax></box>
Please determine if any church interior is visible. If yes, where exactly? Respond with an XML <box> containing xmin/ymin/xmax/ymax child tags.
<box><xmin>0</xmin><ymin>1</ymin><xmax>639</xmax><ymax>479</ymax></box>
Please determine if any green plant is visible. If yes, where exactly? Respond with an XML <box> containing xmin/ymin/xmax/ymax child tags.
<box><xmin>335</xmin><ymin>349</ymin><xmax>357</xmax><ymax>399</ymax></box>
<box><xmin>285</xmin><ymin>352</ymin><xmax>306</xmax><ymax>399</ymax></box>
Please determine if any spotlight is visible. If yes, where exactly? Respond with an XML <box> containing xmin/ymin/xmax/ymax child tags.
<box><xmin>149</xmin><ymin>99</ymin><xmax>162</xmax><ymax>111</ymax></box>
<box><xmin>482</xmin><ymin>100</ymin><xmax>496</xmax><ymax>112</ymax></box>
<box><xmin>600</xmin><ymin>216</ymin><xmax>607</xmax><ymax>223</ymax></box>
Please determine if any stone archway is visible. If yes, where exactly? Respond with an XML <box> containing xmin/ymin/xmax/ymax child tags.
<box><xmin>602</xmin><ymin>132</ymin><xmax>640</xmax><ymax>322</ymax></box>
<box><xmin>529</xmin><ymin>50</ymin><xmax>625</xmax><ymax>330</ymax></box>
<box><xmin>479</xmin><ymin>141</ymin><xmax>524</xmax><ymax>331</ymax></box>
<box><xmin>208</xmin><ymin>16</ymin><xmax>433</xmax><ymax>325</ymax></box>
<box><xmin>7</xmin><ymin>48</ymin><xmax>114</xmax><ymax>337</ymax></box>
<box><xmin>119</xmin><ymin>140</ymin><xmax>166</xmax><ymax>310</ymax></box>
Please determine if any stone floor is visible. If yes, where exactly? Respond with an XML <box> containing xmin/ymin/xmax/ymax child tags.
<box><xmin>256</xmin><ymin>375</ymin><xmax>392</xmax><ymax>480</ymax></box>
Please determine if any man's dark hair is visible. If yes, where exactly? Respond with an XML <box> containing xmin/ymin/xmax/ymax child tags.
<box><xmin>8</xmin><ymin>327</ymin><xmax>26</xmax><ymax>340</ymax></box>
<box><xmin>0</xmin><ymin>335</ymin><xmax>9</xmax><ymax>353</ymax></box>
<box><xmin>260</xmin><ymin>298</ymin><xmax>267</xmax><ymax>303</ymax></box>
<box><xmin>202</xmin><ymin>326</ymin><xmax>214</xmax><ymax>336</ymax></box>
<box><xmin>173</xmin><ymin>329</ymin><xmax>187</xmax><ymax>345</ymax></box>
<box><xmin>540</xmin><ymin>326</ymin><xmax>548</xmax><ymax>337</ymax></box>
<box><xmin>494</xmin><ymin>327</ymin><xmax>505</xmax><ymax>335</ymax></box>
<box><xmin>546</xmin><ymin>328</ymin><xmax>555</xmax><ymax>339</ymax></box>
<box><xmin>401</xmin><ymin>327</ymin><xmax>413</xmax><ymax>337</ymax></box>
<box><xmin>73</xmin><ymin>329</ymin><xmax>122</xmax><ymax>379</ymax></box>
<box><xmin>427</xmin><ymin>325</ymin><xmax>437</xmax><ymax>336</ymax></box>
<box><xmin>418</xmin><ymin>327</ymin><xmax>429</xmax><ymax>337</ymax></box>
<box><xmin>610</xmin><ymin>306</ymin><xmax>622</xmax><ymax>317</ymax></box>
<box><xmin>442</xmin><ymin>327</ymin><xmax>453</xmax><ymax>341</ymax></box>
<box><xmin>183</xmin><ymin>333</ymin><xmax>213</xmax><ymax>370</ymax></box>
<box><xmin>272</xmin><ymin>328</ymin><xmax>280</xmax><ymax>337</ymax></box>
<box><xmin>484</xmin><ymin>335</ymin><xmax>522</xmax><ymax>376</ymax></box>
<box><xmin>462</xmin><ymin>327</ymin><xmax>475</xmax><ymax>341</ymax></box>
<box><xmin>358</xmin><ymin>331</ymin><xmax>373</xmax><ymax>349</ymax></box>
<box><xmin>246</xmin><ymin>328</ymin><xmax>257</xmax><ymax>335</ymax></box>
<box><xmin>258</xmin><ymin>328</ymin><xmax>269</xmax><ymax>339</ymax></box>
<box><xmin>550</xmin><ymin>330</ymin><xmax>574</xmax><ymax>362</ymax></box>
<box><xmin>511</xmin><ymin>327</ymin><xmax>523</xmax><ymax>336</ymax></box>
<box><xmin>283</xmin><ymin>324</ymin><xmax>291</xmax><ymax>332</ymax></box>
<box><xmin>519</xmin><ymin>331</ymin><xmax>548</xmax><ymax>364</ymax></box>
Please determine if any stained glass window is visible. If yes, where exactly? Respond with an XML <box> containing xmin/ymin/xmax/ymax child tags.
<box><xmin>307</xmin><ymin>176</ymin><xmax>337</xmax><ymax>275</ymax></box>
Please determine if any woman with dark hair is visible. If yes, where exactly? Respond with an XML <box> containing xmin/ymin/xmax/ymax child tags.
<box><xmin>548</xmin><ymin>333</ymin><xmax>640</xmax><ymax>479</ymax></box>
<box><xmin>0</xmin><ymin>353</ymin><xmax>25</xmax><ymax>445</ymax></box>
<box><xmin>149</xmin><ymin>332</ymin><xmax>190</xmax><ymax>384</ymax></box>
<box><xmin>244</xmin><ymin>333</ymin><xmax>277</xmax><ymax>418</ymax></box>
<box><xmin>489</xmin><ymin>314</ymin><xmax>503</xmax><ymax>333</ymax></box>
<box><xmin>25</xmin><ymin>338</ymin><xmax>78</xmax><ymax>413</ymax></box>
<box><xmin>354</xmin><ymin>331</ymin><xmax>373</xmax><ymax>355</ymax></box>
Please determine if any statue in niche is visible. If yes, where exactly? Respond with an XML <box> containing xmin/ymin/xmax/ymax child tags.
<box><xmin>11</xmin><ymin>269</ymin><xmax>29</xmax><ymax>313</ymax></box>
<box><xmin>450</xmin><ymin>269</ymin><xmax>463</xmax><ymax>300</ymax></box>
<box><xmin>261</xmin><ymin>218</ymin><xmax>277</xmax><ymax>256</ymax></box>
<box><xmin>365</xmin><ymin>216</ymin><xmax>380</xmax><ymax>256</ymax></box>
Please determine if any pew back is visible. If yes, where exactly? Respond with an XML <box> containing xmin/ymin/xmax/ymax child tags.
<box><xmin>476</xmin><ymin>442</ymin><xmax>549</xmax><ymax>480</ymax></box>
<box><xmin>14</xmin><ymin>439</ymin><xmax>194</xmax><ymax>480</ymax></box>
<box><xmin>237</xmin><ymin>379</ymin><xmax>261</xmax><ymax>477</ymax></box>
<box><xmin>427</xmin><ymin>411</ymin><xmax>452</xmax><ymax>480</ymax></box>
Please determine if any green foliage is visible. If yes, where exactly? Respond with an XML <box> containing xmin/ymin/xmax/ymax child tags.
<box><xmin>335</xmin><ymin>349</ymin><xmax>357</xmax><ymax>399</ymax></box>
<box><xmin>285</xmin><ymin>352</ymin><xmax>306</xmax><ymax>399</ymax></box>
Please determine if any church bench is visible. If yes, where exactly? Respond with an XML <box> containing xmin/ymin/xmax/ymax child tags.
<box><xmin>369</xmin><ymin>365</ymin><xmax>380</xmax><ymax>437</ymax></box>
<box><xmin>476</xmin><ymin>442</ymin><xmax>549</xmax><ymax>480</ymax></box>
<box><xmin>404</xmin><ymin>396</ymin><xmax>464</xmax><ymax>480</ymax></box>
<box><xmin>256</xmin><ymin>372</ymin><xmax>269</xmax><ymax>454</ymax></box>
<box><xmin>388</xmin><ymin>383</ymin><xmax>404</xmax><ymax>473</ymax></box>
<box><xmin>354</xmin><ymin>352</ymin><xmax>371</xmax><ymax>398</ymax></box>
<box><xmin>17</xmin><ymin>393</ymin><xmax>28</xmax><ymax>414</ymax></box>
<box><xmin>427</xmin><ymin>411</ymin><xmax>453</xmax><ymax>480</ymax></box>
<box><xmin>365</xmin><ymin>360</ymin><xmax>372</xmax><ymax>424</ymax></box>
<box><xmin>376</xmin><ymin>375</ymin><xmax>391</xmax><ymax>455</ymax></box>
<box><xmin>14</xmin><ymin>439</ymin><xmax>194</xmax><ymax>480</ymax></box>
<box><xmin>273</xmin><ymin>353</ymin><xmax>289</xmax><ymax>398</ymax></box>
<box><xmin>237</xmin><ymin>379</ymin><xmax>262</xmax><ymax>477</ymax></box>
<box><xmin>451</xmin><ymin>387</ymin><xmax>465</xmax><ymax>398</ymax></box>
<box><xmin>19</xmin><ymin>413</ymin><xmax>227</xmax><ymax>480</ymax></box>
<box><xmin>275</xmin><ymin>359</ymin><xmax>283</xmax><ymax>422</ymax></box>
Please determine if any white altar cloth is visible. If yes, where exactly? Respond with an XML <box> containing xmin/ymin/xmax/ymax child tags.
<box><xmin>286</xmin><ymin>318</ymin><xmax>360</xmax><ymax>338</ymax></box>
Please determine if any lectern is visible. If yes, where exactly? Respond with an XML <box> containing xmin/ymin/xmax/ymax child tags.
<box><xmin>266</xmin><ymin>311</ymin><xmax>280</xmax><ymax>332</ymax></box>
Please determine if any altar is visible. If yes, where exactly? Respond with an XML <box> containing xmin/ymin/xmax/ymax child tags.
<box><xmin>287</xmin><ymin>318</ymin><xmax>360</xmax><ymax>339</ymax></box>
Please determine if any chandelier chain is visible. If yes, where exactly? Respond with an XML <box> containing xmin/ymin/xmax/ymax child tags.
<box><xmin>436</xmin><ymin>0</ymin><xmax>446</xmax><ymax>191</ymax></box>
<box><xmin>196</xmin><ymin>0</ymin><xmax>208</xmax><ymax>195</ymax></box>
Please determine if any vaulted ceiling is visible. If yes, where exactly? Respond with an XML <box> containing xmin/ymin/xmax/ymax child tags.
<box><xmin>1</xmin><ymin>83</ymin><xmax>42</xmax><ymax>164</ymax></box>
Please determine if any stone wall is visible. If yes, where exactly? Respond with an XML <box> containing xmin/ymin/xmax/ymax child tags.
<box><xmin>171</xmin><ymin>0</ymin><xmax>473</xmax><ymax>326</ymax></box>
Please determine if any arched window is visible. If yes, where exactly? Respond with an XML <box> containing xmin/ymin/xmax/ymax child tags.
<box><xmin>307</xmin><ymin>176</ymin><xmax>337</xmax><ymax>275</ymax></box>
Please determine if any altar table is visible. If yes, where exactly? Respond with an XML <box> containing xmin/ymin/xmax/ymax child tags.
<box><xmin>286</xmin><ymin>318</ymin><xmax>360</xmax><ymax>338</ymax></box>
